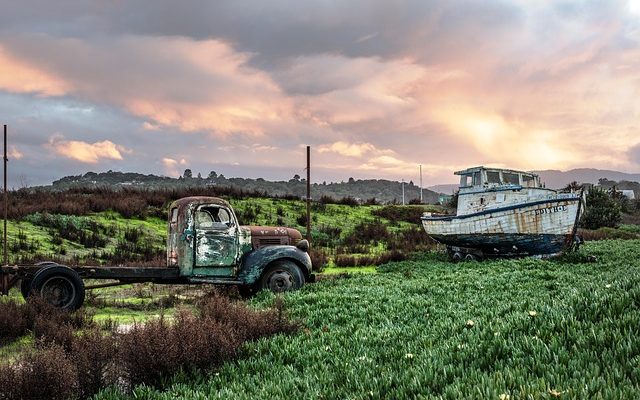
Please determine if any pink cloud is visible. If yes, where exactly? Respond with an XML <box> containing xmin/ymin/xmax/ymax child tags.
<box><xmin>47</xmin><ymin>135</ymin><xmax>130</xmax><ymax>163</ymax></box>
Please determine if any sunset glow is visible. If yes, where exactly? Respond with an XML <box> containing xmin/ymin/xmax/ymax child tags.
<box><xmin>0</xmin><ymin>1</ymin><xmax>638</xmax><ymax>185</ymax></box>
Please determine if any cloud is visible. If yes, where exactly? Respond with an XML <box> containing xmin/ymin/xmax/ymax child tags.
<box><xmin>2</xmin><ymin>35</ymin><xmax>290</xmax><ymax>136</ymax></box>
<box><xmin>8</xmin><ymin>145</ymin><xmax>23</xmax><ymax>160</ymax></box>
<box><xmin>1</xmin><ymin>0</ymin><xmax>640</xmax><ymax>186</ymax></box>
<box><xmin>47</xmin><ymin>135</ymin><xmax>130</xmax><ymax>163</ymax></box>
<box><xmin>162</xmin><ymin>157</ymin><xmax>188</xmax><ymax>176</ymax></box>
<box><xmin>0</xmin><ymin>46</ymin><xmax>69</xmax><ymax>96</ymax></box>
<box><xmin>629</xmin><ymin>143</ymin><xmax>640</xmax><ymax>166</ymax></box>
<box><xmin>318</xmin><ymin>141</ymin><xmax>381</xmax><ymax>157</ymax></box>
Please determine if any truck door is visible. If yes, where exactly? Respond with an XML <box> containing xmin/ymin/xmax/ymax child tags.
<box><xmin>193</xmin><ymin>204</ymin><xmax>239</xmax><ymax>276</ymax></box>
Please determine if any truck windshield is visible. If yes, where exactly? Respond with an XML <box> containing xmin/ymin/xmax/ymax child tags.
<box><xmin>196</xmin><ymin>206</ymin><xmax>233</xmax><ymax>229</ymax></box>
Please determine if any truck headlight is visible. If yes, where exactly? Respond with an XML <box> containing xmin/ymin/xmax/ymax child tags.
<box><xmin>296</xmin><ymin>239</ymin><xmax>309</xmax><ymax>252</ymax></box>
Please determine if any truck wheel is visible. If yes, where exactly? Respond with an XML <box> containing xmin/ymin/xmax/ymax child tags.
<box><xmin>30</xmin><ymin>265</ymin><xmax>85</xmax><ymax>310</ymax></box>
<box><xmin>260</xmin><ymin>261</ymin><xmax>305</xmax><ymax>293</ymax></box>
<box><xmin>20</xmin><ymin>279</ymin><xmax>32</xmax><ymax>299</ymax></box>
<box><xmin>22</xmin><ymin>262</ymin><xmax>59</xmax><ymax>300</ymax></box>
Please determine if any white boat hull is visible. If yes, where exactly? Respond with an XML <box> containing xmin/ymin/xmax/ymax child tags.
<box><xmin>422</xmin><ymin>197</ymin><xmax>583</xmax><ymax>257</ymax></box>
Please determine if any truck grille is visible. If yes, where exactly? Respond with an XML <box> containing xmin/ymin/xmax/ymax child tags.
<box><xmin>256</xmin><ymin>237</ymin><xmax>287</xmax><ymax>247</ymax></box>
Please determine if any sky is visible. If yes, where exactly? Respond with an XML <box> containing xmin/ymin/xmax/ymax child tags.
<box><xmin>1</xmin><ymin>0</ymin><xmax>640</xmax><ymax>187</ymax></box>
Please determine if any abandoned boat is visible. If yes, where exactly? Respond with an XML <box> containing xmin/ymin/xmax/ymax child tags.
<box><xmin>422</xmin><ymin>166</ymin><xmax>585</xmax><ymax>260</ymax></box>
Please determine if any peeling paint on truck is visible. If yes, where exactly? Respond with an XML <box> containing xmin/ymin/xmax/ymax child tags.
<box><xmin>167</xmin><ymin>196</ymin><xmax>312</xmax><ymax>287</ymax></box>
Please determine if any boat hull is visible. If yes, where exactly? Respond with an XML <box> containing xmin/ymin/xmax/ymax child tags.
<box><xmin>422</xmin><ymin>197</ymin><xmax>583</xmax><ymax>257</ymax></box>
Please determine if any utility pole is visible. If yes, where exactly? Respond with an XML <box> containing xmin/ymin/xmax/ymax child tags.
<box><xmin>401</xmin><ymin>179</ymin><xmax>405</xmax><ymax>205</ymax></box>
<box><xmin>419</xmin><ymin>164</ymin><xmax>423</xmax><ymax>204</ymax></box>
<box><xmin>306</xmin><ymin>146</ymin><xmax>311</xmax><ymax>242</ymax></box>
<box><xmin>2</xmin><ymin>125</ymin><xmax>8</xmax><ymax>295</ymax></box>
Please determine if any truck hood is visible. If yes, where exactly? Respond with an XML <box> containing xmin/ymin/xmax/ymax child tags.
<box><xmin>242</xmin><ymin>226</ymin><xmax>303</xmax><ymax>248</ymax></box>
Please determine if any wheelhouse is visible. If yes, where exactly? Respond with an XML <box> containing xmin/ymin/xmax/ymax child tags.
<box><xmin>456</xmin><ymin>167</ymin><xmax>541</xmax><ymax>191</ymax></box>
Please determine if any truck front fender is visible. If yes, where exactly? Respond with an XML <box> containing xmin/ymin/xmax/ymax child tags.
<box><xmin>237</xmin><ymin>246</ymin><xmax>312</xmax><ymax>286</ymax></box>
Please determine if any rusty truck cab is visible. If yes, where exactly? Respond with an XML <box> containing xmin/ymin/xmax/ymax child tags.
<box><xmin>168</xmin><ymin>196</ymin><xmax>244</xmax><ymax>278</ymax></box>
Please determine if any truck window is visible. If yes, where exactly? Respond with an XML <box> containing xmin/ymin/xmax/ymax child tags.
<box><xmin>170</xmin><ymin>208</ymin><xmax>178</xmax><ymax>224</ymax></box>
<box><xmin>196</xmin><ymin>206</ymin><xmax>233</xmax><ymax>229</ymax></box>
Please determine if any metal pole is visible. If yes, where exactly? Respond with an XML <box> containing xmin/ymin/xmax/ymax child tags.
<box><xmin>306</xmin><ymin>146</ymin><xmax>311</xmax><ymax>242</ymax></box>
<box><xmin>2</xmin><ymin>125</ymin><xmax>8</xmax><ymax>294</ymax></box>
<box><xmin>3</xmin><ymin>125</ymin><xmax>6</xmax><ymax>266</ymax></box>
<box><xmin>419</xmin><ymin>164</ymin><xmax>423</xmax><ymax>203</ymax></box>
<box><xmin>401</xmin><ymin>179</ymin><xmax>405</xmax><ymax>205</ymax></box>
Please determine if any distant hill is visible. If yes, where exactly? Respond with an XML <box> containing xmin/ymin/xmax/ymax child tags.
<box><xmin>533</xmin><ymin>169</ymin><xmax>640</xmax><ymax>189</ymax></box>
<box><xmin>427</xmin><ymin>184</ymin><xmax>459</xmax><ymax>194</ymax></box>
<box><xmin>428</xmin><ymin>168</ymin><xmax>640</xmax><ymax>192</ymax></box>
<box><xmin>49</xmin><ymin>171</ymin><xmax>440</xmax><ymax>204</ymax></box>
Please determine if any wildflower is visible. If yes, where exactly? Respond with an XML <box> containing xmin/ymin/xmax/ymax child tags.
<box><xmin>499</xmin><ymin>394</ymin><xmax>510</xmax><ymax>400</ymax></box>
<box><xmin>405</xmin><ymin>353</ymin><xmax>414</xmax><ymax>359</ymax></box>
<box><xmin>605</xmin><ymin>284</ymin><xmax>611</xmax><ymax>288</ymax></box>
<box><xmin>549</xmin><ymin>388</ymin><xmax>564</xmax><ymax>397</ymax></box>
<box><xmin>528</xmin><ymin>310</ymin><xmax>537</xmax><ymax>317</ymax></box>
<box><xmin>466</xmin><ymin>319</ymin><xmax>475</xmax><ymax>328</ymax></box>
<box><xmin>494</xmin><ymin>332</ymin><xmax>500</xmax><ymax>337</ymax></box>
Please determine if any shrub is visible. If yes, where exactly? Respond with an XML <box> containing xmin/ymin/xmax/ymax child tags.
<box><xmin>580</xmin><ymin>189</ymin><xmax>622</xmax><ymax>229</ymax></box>
<box><xmin>70</xmin><ymin>328</ymin><xmax>118</xmax><ymax>399</ymax></box>
<box><xmin>0</xmin><ymin>344</ymin><xmax>79</xmax><ymax>400</ymax></box>
<box><xmin>387</xmin><ymin>227</ymin><xmax>436</xmax><ymax>252</ymax></box>
<box><xmin>118</xmin><ymin>295</ymin><xmax>299</xmax><ymax>388</ymax></box>
<box><xmin>334</xmin><ymin>251</ymin><xmax>406</xmax><ymax>267</ymax></box>
<box><xmin>0</xmin><ymin>297</ymin><xmax>91</xmax><ymax>345</ymax></box>
<box><xmin>0</xmin><ymin>301</ymin><xmax>29</xmax><ymax>344</ymax></box>
<box><xmin>337</xmin><ymin>196</ymin><xmax>359</xmax><ymax>206</ymax></box>
<box><xmin>372</xmin><ymin>205</ymin><xmax>425</xmax><ymax>224</ymax></box>
<box><xmin>309</xmin><ymin>248</ymin><xmax>328</xmax><ymax>273</ymax></box>
<box><xmin>343</xmin><ymin>220</ymin><xmax>389</xmax><ymax>246</ymax></box>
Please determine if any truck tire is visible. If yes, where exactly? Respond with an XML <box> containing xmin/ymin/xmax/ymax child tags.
<box><xmin>260</xmin><ymin>260</ymin><xmax>305</xmax><ymax>293</ymax></box>
<box><xmin>30</xmin><ymin>265</ymin><xmax>85</xmax><ymax>310</ymax></box>
<box><xmin>21</xmin><ymin>262</ymin><xmax>60</xmax><ymax>300</ymax></box>
<box><xmin>20</xmin><ymin>279</ymin><xmax>32</xmax><ymax>299</ymax></box>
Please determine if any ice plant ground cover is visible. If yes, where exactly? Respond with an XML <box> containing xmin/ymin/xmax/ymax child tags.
<box><xmin>93</xmin><ymin>239</ymin><xmax>640</xmax><ymax>399</ymax></box>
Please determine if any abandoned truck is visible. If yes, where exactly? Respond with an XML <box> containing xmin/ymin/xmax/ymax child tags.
<box><xmin>0</xmin><ymin>196</ymin><xmax>314</xmax><ymax>310</ymax></box>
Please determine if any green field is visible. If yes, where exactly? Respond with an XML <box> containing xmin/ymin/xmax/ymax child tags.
<box><xmin>86</xmin><ymin>239</ymin><xmax>640</xmax><ymax>399</ymax></box>
<box><xmin>2</xmin><ymin>195</ymin><xmax>640</xmax><ymax>398</ymax></box>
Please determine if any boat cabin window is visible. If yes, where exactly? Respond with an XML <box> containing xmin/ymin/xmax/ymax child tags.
<box><xmin>472</xmin><ymin>172</ymin><xmax>482</xmax><ymax>186</ymax></box>
<box><xmin>522</xmin><ymin>175</ymin><xmax>537</xmax><ymax>187</ymax></box>
<box><xmin>503</xmin><ymin>172</ymin><xmax>520</xmax><ymax>185</ymax></box>
<box><xmin>460</xmin><ymin>174</ymin><xmax>471</xmax><ymax>187</ymax></box>
<box><xmin>486</xmin><ymin>171</ymin><xmax>501</xmax><ymax>184</ymax></box>
<box><xmin>460</xmin><ymin>172</ymin><xmax>482</xmax><ymax>187</ymax></box>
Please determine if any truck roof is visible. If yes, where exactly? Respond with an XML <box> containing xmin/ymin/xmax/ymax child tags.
<box><xmin>169</xmin><ymin>196</ymin><xmax>231</xmax><ymax>210</ymax></box>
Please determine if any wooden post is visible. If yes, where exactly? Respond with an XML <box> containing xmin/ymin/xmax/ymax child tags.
<box><xmin>2</xmin><ymin>125</ymin><xmax>7</xmax><ymax>294</ymax></box>
<box><xmin>306</xmin><ymin>146</ymin><xmax>311</xmax><ymax>242</ymax></box>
